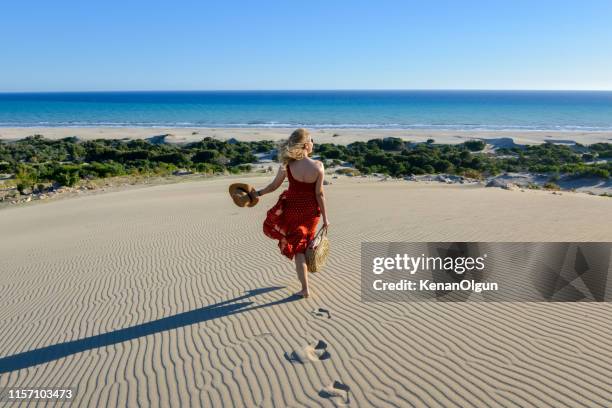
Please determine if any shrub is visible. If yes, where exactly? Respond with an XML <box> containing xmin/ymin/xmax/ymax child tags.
<box><xmin>83</xmin><ymin>161</ymin><xmax>125</xmax><ymax>178</ymax></box>
<box><xmin>195</xmin><ymin>163</ymin><xmax>223</xmax><ymax>174</ymax></box>
<box><xmin>52</xmin><ymin>164</ymin><xmax>80</xmax><ymax>187</ymax></box>
<box><xmin>598</xmin><ymin>150</ymin><xmax>612</xmax><ymax>159</ymax></box>
<box><xmin>364</xmin><ymin>151</ymin><xmax>391</xmax><ymax>167</ymax></box>
<box><xmin>229</xmin><ymin>152</ymin><xmax>257</xmax><ymax>166</ymax></box>
<box><xmin>381</xmin><ymin>137</ymin><xmax>404</xmax><ymax>151</ymax></box>
<box><xmin>15</xmin><ymin>164</ymin><xmax>38</xmax><ymax>192</ymax></box>
<box><xmin>459</xmin><ymin>150</ymin><xmax>473</xmax><ymax>161</ymax></box>
<box><xmin>317</xmin><ymin>145</ymin><xmax>344</xmax><ymax>160</ymax></box>
<box><xmin>154</xmin><ymin>152</ymin><xmax>191</xmax><ymax>166</ymax></box>
<box><xmin>460</xmin><ymin>169</ymin><xmax>484</xmax><ymax>179</ymax></box>
<box><xmin>582</xmin><ymin>168</ymin><xmax>609</xmax><ymax>179</ymax></box>
<box><xmin>431</xmin><ymin>160</ymin><xmax>452</xmax><ymax>173</ymax></box>
<box><xmin>335</xmin><ymin>168</ymin><xmax>360</xmax><ymax>176</ymax></box>
<box><xmin>543</xmin><ymin>182</ymin><xmax>561</xmax><ymax>190</ymax></box>
<box><xmin>366</xmin><ymin>139</ymin><xmax>384</xmax><ymax>149</ymax></box>
<box><xmin>582</xmin><ymin>153</ymin><xmax>594</xmax><ymax>161</ymax></box>
<box><xmin>192</xmin><ymin>149</ymin><xmax>220</xmax><ymax>163</ymax></box>
<box><xmin>0</xmin><ymin>161</ymin><xmax>11</xmax><ymax>173</ymax></box>
<box><xmin>152</xmin><ymin>163</ymin><xmax>178</xmax><ymax>176</ymax></box>
<box><xmin>463</xmin><ymin>140</ymin><xmax>486</xmax><ymax>151</ymax></box>
<box><xmin>227</xmin><ymin>164</ymin><xmax>252</xmax><ymax>174</ymax></box>
<box><xmin>120</xmin><ymin>150</ymin><xmax>150</xmax><ymax>161</ymax></box>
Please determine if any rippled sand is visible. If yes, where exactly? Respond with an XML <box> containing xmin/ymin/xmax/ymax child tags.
<box><xmin>1</xmin><ymin>175</ymin><xmax>611</xmax><ymax>407</ymax></box>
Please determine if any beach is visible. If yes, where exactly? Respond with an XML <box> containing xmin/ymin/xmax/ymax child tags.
<box><xmin>2</xmin><ymin>126</ymin><xmax>612</xmax><ymax>146</ymax></box>
<box><xmin>4</xmin><ymin>1</ymin><xmax>612</xmax><ymax>405</ymax></box>
<box><xmin>1</xmin><ymin>174</ymin><xmax>611</xmax><ymax>407</ymax></box>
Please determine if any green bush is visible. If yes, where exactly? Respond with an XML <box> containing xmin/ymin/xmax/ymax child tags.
<box><xmin>543</xmin><ymin>182</ymin><xmax>560</xmax><ymax>190</ymax></box>
<box><xmin>1</xmin><ymin>135</ymin><xmax>608</xmax><ymax>188</ymax></box>
<box><xmin>52</xmin><ymin>164</ymin><xmax>80</xmax><ymax>187</ymax></box>
<box><xmin>120</xmin><ymin>150</ymin><xmax>150</xmax><ymax>162</ymax></box>
<box><xmin>0</xmin><ymin>161</ymin><xmax>11</xmax><ymax>173</ymax></box>
<box><xmin>317</xmin><ymin>144</ymin><xmax>344</xmax><ymax>160</ymax></box>
<box><xmin>192</xmin><ymin>149</ymin><xmax>220</xmax><ymax>163</ymax></box>
<box><xmin>229</xmin><ymin>152</ymin><xmax>257</xmax><ymax>166</ymax></box>
<box><xmin>83</xmin><ymin>161</ymin><xmax>126</xmax><ymax>178</ymax></box>
<box><xmin>463</xmin><ymin>140</ymin><xmax>486</xmax><ymax>151</ymax></box>
<box><xmin>152</xmin><ymin>163</ymin><xmax>178</xmax><ymax>175</ymax></box>
<box><xmin>153</xmin><ymin>152</ymin><xmax>191</xmax><ymax>166</ymax></box>
<box><xmin>15</xmin><ymin>164</ymin><xmax>38</xmax><ymax>192</ymax></box>
<box><xmin>581</xmin><ymin>153</ymin><xmax>594</xmax><ymax>161</ymax></box>
<box><xmin>227</xmin><ymin>164</ymin><xmax>252</xmax><ymax>174</ymax></box>
<box><xmin>460</xmin><ymin>169</ymin><xmax>483</xmax><ymax>179</ymax></box>
<box><xmin>381</xmin><ymin>137</ymin><xmax>404</xmax><ymax>151</ymax></box>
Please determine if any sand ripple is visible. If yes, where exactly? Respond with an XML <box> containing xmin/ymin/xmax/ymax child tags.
<box><xmin>1</xmin><ymin>177</ymin><xmax>611</xmax><ymax>407</ymax></box>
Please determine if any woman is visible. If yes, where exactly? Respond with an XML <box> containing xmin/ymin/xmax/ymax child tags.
<box><xmin>254</xmin><ymin>128</ymin><xmax>329</xmax><ymax>298</ymax></box>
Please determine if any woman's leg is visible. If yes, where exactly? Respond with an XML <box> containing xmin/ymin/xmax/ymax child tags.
<box><xmin>294</xmin><ymin>252</ymin><xmax>309</xmax><ymax>297</ymax></box>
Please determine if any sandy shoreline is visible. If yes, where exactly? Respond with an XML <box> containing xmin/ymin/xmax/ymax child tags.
<box><xmin>2</xmin><ymin>126</ymin><xmax>612</xmax><ymax>145</ymax></box>
<box><xmin>1</xmin><ymin>175</ymin><xmax>611</xmax><ymax>406</ymax></box>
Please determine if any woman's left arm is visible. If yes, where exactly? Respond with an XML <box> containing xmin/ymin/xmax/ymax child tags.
<box><xmin>256</xmin><ymin>164</ymin><xmax>286</xmax><ymax>197</ymax></box>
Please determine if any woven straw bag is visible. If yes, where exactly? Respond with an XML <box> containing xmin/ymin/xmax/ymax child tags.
<box><xmin>305</xmin><ymin>226</ymin><xmax>329</xmax><ymax>273</ymax></box>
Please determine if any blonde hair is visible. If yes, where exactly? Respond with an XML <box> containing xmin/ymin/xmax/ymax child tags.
<box><xmin>278</xmin><ymin>128</ymin><xmax>311</xmax><ymax>166</ymax></box>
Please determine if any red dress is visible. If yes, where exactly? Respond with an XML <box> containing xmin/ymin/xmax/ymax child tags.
<box><xmin>263</xmin><ymin>164</ymin><xmax>321</xmax><ymax>260</ymax></box>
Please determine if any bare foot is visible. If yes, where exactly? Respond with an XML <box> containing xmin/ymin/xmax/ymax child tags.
<box><xmin>294</xmin><ymin>290</ymin><xmax>310</xmax><ymax>298</ymax></box>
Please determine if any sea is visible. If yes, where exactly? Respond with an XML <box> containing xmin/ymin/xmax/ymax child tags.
<box><xmin>1</xmin><ymin>90</ymin><xmax>612</xmax><ymax>131</ymax></box>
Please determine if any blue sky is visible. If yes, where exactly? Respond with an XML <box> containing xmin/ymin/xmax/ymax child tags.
<box><xmin>1</xmin><ymin>0</ymin><xmax>611</xmax><ymax>91</ymax></box>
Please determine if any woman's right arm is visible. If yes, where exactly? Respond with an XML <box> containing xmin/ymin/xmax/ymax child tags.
<box><xmin>256</xmin><ymin>164</ymin><xmax>286</xmax><ymax>197</ymax></box>
<box><xmin>315</xmin><ymin>162</ymin><xmax>329</xmax><ymax>228</ymax></box>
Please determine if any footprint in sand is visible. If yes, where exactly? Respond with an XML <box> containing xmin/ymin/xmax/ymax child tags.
<box><xmin>284</xmin><ymin>340</ymin><xmax>331</xmax><ymax>364</ymax></box>
<box><xmin>310</xmin><ymin>308</ymin><xmax>332</xmax><ymax>319</ymax></box>
<box><xmin>319</xmin><ymin>381</ymin><xmax>351</xmax><ymax>405</ymax></box>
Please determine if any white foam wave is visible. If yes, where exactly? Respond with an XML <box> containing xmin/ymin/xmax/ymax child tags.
<box><xmin>1</xmin><ymin>122</ymin><xmax>612</xmax><ymax>132</ymax></box>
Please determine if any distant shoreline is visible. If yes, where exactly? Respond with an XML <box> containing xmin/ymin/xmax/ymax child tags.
<box><xmin>2</xmin><ymin>127</ymin><xmax>612</xmax><ymax>146</ymax></box>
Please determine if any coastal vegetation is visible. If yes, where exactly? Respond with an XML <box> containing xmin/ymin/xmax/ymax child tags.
<box><xmin>315</xmin><ymin>137</ymin><xmax>611</xmax><ymax>180</ymax></box>
<box><xmin>0</xmin><ymin>135</ymin><xmax>272</xmax><ymax>193</ymax></box>
<box><xmin>0</xmin><ymin>135</ymin><xmax>610</xmax><ymax>196</ymax></box>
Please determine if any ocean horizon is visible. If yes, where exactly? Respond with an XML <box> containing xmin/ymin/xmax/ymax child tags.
<box><xmin>1</xmin><ymin>90</ymin><xmax>612</xmax><ymax>132</ymax></box>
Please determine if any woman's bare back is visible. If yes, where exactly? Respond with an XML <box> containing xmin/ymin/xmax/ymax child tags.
<box><xmin>287</xmin><ymin>158</ymin><xmax>321</xmax><ymax>183</ymax></box>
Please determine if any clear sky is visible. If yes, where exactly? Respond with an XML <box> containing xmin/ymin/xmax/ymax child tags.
<box><xmin>1</xmin><ymin>0</ymin><xmax>611</xmax><ymax>92</ymax></box>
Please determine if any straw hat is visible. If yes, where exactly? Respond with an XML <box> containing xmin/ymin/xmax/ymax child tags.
<box><xmin>228</xmin><ymin>183</ymin><xmax>259</xmax><ymax>207</ymax></box>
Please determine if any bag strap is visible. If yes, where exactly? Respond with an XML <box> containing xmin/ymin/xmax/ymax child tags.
<box><xmin>313</xmin><ymin>225</ymin><xmax>328</xmax><ymax>241</ymax></box>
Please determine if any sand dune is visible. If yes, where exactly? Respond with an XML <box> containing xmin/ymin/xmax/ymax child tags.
<box><xmin>1</xmin><ymin>176</ymin><xmax>611</xmax><ymax>407</ymax></box>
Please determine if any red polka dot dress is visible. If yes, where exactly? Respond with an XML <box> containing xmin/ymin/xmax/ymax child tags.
<box><xmin>263</xmin><ymin>163</ymin><xmax>321</xmax><ymax>260</ymax></box>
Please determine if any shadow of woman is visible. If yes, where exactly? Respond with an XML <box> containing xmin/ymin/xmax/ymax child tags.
<box><xmin>0</xmin><ymin>286</ymin><xmax>299</xmax><ymax>374</ymax></box>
